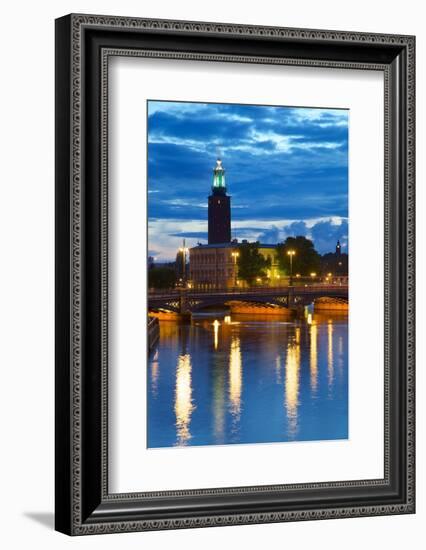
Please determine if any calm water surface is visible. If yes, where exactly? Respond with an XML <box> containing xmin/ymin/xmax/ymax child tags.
<box><xmin>147</xmin><ymin>312</ymin><xmax>348</xmax><ymax>448</ymax></box>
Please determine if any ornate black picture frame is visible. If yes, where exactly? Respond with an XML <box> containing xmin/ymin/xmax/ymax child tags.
<box><xmin>55</xmin><ymin>13</ymin><xmax>415</xmax><ymax>535</ymax></box>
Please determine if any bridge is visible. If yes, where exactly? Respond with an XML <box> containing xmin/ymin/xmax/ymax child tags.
<box><xmin>148</xmin><ymin>285</ymin><xmax>348</xmax><ymax>314</ymax></box>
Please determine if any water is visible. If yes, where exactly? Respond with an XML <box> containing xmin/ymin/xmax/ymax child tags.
<box><xmin>147</xmin><ymin>311</ymin><xmax>348</xmax><ymax>448</ymax></box>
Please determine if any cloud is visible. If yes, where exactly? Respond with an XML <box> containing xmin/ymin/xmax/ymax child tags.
<box><xmin>147</xmin><ymin>100</ymin><xmax>349</xmax><ymax>258</ymax></box>
<box><xmin>284</xmin><ymin>107</ymin><xmax>348</xmax><ymax>127</ymax></box>
<box><xmin>310</xmin><ymin>219</ymin><xmax>349</xmax><ymax>253</ymax></box>
<box><xmin>162</xmin><ymin>199</ymin><xmax>207</xmax><ymax>208</ymax></box>
<box><xmin>169</xmin><ymin>231</ymin><xmax>208</xmax><ymax>240</ymax></box>
<box><xmin>250</xmin><ymin>129</ymin><xmax>344</xmax><ymax>153</ymax></box>
<box><xmin>146</xmin><ymin>217</ymin><xmax>348</xmax><ymax>261</ymax></box>
<box><xmin>243</xmin><ymin>219</ymin><xmax>348</xmax><ymax>255</ymax></box>
<box><xmin>256</xmin><ymin>218</ymin><xmax>348</xmax><ymax>255</ymax></box>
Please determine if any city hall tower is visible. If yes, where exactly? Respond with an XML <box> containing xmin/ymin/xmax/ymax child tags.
<box><xmin>208</xmin><ymin>159</ymin><xmax>231</xmax><ymax>244</ymax></box>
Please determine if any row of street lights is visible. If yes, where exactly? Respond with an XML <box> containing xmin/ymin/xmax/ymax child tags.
<box><xmin>177</xmin><ymin>243</ymin><xmax>332</xmax><ymax>289</ymax></box>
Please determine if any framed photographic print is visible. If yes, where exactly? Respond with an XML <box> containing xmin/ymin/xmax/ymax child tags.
<box><xmin>55</xmin><ymin>14</ymin><xmax>415</xmax><ymax>535</ymax></box>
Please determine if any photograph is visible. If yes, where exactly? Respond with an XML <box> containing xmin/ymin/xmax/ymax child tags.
<box><xmin>53</xmin><ymin>10</ymin><xmax>415</xmax><ymax>537</ymax></box>
<box><xmin>146</xmin><ymin>100</ymin><xmax>349</xmax><ymax>448</ymax></box>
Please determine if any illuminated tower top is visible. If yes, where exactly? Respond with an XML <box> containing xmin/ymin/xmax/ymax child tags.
<box><xmin>208</xmin><ymin>158</ymin><xmax>231</xmax><ymax>244</ymax></box>
<box><xmin>212</xmin><ymin>158</ymin><xmax>226</xmax><ymax>195</ymax></box>
<box><xmin>336</xmin><ymin>240</ymin><xmax>341</xmax><ymax>255</ymax></box>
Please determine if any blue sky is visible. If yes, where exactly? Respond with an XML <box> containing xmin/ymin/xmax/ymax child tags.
<box><xmin>147</xmin><ymin>100</ymin><xmax>348</xmax><ymax>261</ymax></box>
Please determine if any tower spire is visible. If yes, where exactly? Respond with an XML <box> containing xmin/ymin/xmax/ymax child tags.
<box><xmin>208</xmin><ymin>158</ymin><xmax>231</xmax><ymax>244</ymax></box>
<box><xmin>212</xmin><ymin>158</ymin><xmax>226</xmax><ymax>193</ymax></box>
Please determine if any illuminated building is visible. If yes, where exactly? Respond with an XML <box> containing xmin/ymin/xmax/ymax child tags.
<box><xmin>189</xmin><ymin>242</ymin><xmax>282</xmax><ymax>289</ymax></box>
<box><xmin>189</xmin><ymin>158</ymin><xmax>283</xmax><ymax>289</ymax></box>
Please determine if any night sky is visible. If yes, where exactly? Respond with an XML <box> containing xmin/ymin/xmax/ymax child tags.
<box><xmin>147</xmin><ymin>100</ymin><xmax>348</xmax><ymax>261</ymax></box>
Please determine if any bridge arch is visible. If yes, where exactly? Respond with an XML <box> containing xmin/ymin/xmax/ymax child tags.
<box><xmin>148</xmin><ymin>286</ymin><xmax>349</xmax><ymax>314</ymax></box>
<box><xmin>191</xmin><ymin>298</ymin><xmax>291</xmax><ymax>313</ymax></box>
<box><xmin>313</xmin><ymin>296</ymin><xmax>348</xmax><ymax>312</ymax></box>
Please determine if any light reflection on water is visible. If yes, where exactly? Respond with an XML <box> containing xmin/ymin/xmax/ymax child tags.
<box><xmin>310</xmin><ymin>323</ymin><xmax>318</xmax><ymax>395</ymax></box>
<box><xmin>174</xmin><ymin>353</ymin><xmax>195</xmax><ymax>446</ymax></box>
<box><xmin>285</xmin><ymin>328</ymin><xmax>301</xmax><ymax>439</ymax></box>
<box><xmin>229</xmin><ymin>336</ymin><xmax>242</xmax><ymax>422</ymax></box>
<box><xmin>147</xmin><ymin>312</ymin><xmax>348</xmax><ymax>448</ymax></box>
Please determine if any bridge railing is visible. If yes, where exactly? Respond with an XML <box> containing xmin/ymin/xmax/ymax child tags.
<box><xmin>148</xmin><ymin>284</ymin><xmax>348</xmax><ymax>298</ymax></box>
<box><xmin>148</xmin><ymin>281</ymin><xmax>348</xmax><ymax>295</ymax></box>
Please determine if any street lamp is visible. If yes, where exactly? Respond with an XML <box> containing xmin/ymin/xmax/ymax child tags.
<box><xmin>179</xmin><ymin>241</ymin><xmax>189</xmax><ymax>285</ymax></box>
<box><xmin>287</xmin><ymin>249</ymin><xmax>296</xmax><ymax>286</ymax></box>
<box><xmin>231</xmin><ymin>251</ymin><xmax>239</xmax><ymax>288</ymax></box>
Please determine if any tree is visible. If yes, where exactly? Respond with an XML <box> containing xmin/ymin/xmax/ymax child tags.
<box><xmin>148</xmin><ymin>267</ymin><xmax>177</xmax><ymax>289</ymax></box>
<box><xmin>276</xmin><ymin>236</ymin><xmax>321</xmax><ymax>276</ymax></box>
<box><xmin>237</xmin><ymin>242</ymin><xmax>271</xmax><ymax>286</ymax></box>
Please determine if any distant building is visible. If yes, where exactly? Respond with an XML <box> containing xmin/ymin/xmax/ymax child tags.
<box><xmin>189</xmin><ymin>242</ymin><xmax>281</xmax><ymax>289</ymax></box>
<box><xmin>208</xmin><ymin>159</ymin><xmax>231</xmax><ymax>244</ymax></box>
<box><xmin>320</xmin><ymin>240</ymin><xmax>348</xmax><ymax>278</ymax></box>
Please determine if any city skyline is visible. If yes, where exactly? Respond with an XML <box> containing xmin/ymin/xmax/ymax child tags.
<box><xmin>148</xmin><ymin>100</ymin><xmax>349</xmax><ymax>261</ymax></box>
